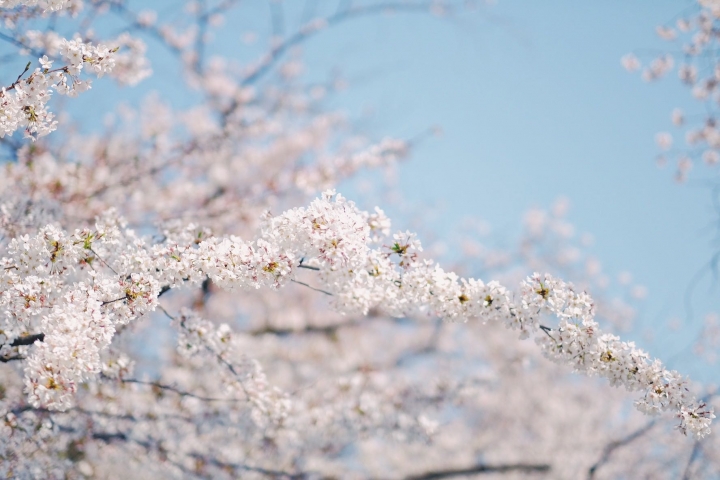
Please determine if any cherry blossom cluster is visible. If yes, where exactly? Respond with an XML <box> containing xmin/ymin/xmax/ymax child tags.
<box><xmin>1</xmin><ymin>39</ymin><xmax>123</xmax><ymax>139</ymax></box>
<box><xmin>0</xmin><ymin>190</ymin><xmax>712</xmax><ymax>438</ymax></box>
<box><xmin>1</xmin><ymin>216</ymin><xmax>161</xmax><ymax>409</ymax></box>
<box><xmin>108</xmin><ymin>33</ymin><xmax>152</xmax><ymax>86</ymax></box>
<box><xmin>1</xmin><ymin>192</ymin><xmax>372</xmax><ymax>411</ymax></box>
<box><xmin>0</xmin><ymin>22</ymin><xmax>150</xmax><ymax>139</ymax></box>
<box><xmin>524</xmin><ymin>273</ymin><xmax>715</xmax><ymax>438</ymax></box>
<box><xmin>58</xmin><ymin>38</ymin><xmax>116</xmax><ymax>79</ymax></box>
<box><xmin>0</xmin><ymin>65</ymin><xmax>57</xmax><ymax>139</ymax></box>
<box><xmin>22</xmin><ymin>30</ymin><xmax>151</xmax><ymax>86</ymax></box>
<box><xmin>311</xmin><ymin>220</ymin><xmax>714</xmax><ymax>437</ymax></box>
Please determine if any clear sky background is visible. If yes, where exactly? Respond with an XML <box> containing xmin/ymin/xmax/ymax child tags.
<box><xmin>56</xmin><ymin>0</ymin><xmax>718</xmax><ymax>380</ymax></box>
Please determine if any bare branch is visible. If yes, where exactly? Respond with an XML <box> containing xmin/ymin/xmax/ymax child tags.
<box><xmin>681</xmin><ymin>440</ymin><xmax>703</xmax><ymax>480</ymax></box>
<box><xmin>9</xmin><ymin>333</ymin><xmax>45</xmax><ymax>346</ymax></box>
<box><xmin>404</xmin><ymin>462</ymin><xmax>551</xmax><ymax>480</ymax></box>
<box><xmin>216</xmin><ymin>0</ymin><xmax>459</xmax><ymax>123</ymax></box>
<box><xmin>186</xmin><ymin>453</ymin><xmax>311</xmax><ymax>479</ymax></box>
<box><xmin>0</xmin><ymin>354</ymin><xmax>25</xmax><ymax>363</ymax></box>
<box><xmin>239</xmin><ymin>1</ymin><xmax>453</xmax><ymax>88</ymax></box>
<box><xmin>297</xmin><ymin>264</ymin><xmax>320</xmax><ymax>271</ymax></box>
<box><xmin>587</xmin><ymin>421</ymin><xmax>657</xmax><ymax>480</ymax></box>
<box><xmin>249</xmin><ymin>321</ymin><xmax>351</xmax><ymax>336</ymax></box>
<box><xmin>117</xmin><ymin>377</ymin><xmax>242</xmax><ymax>403</ymax></box>
<box><xmin>291</xmin><ymin>278</ymin><xmax>333</xmax><ymax>296</ymax></box>
<box><xmin>0</xmin><ymin>31</ymin><xmax>43</xmax><ymax>57</ymax></box>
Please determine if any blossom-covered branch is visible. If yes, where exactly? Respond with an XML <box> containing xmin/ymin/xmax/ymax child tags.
<box><xmin>1</xmin><ymin>191</ymin><xmax>713</xmax><ymax>437</ymax></box>
<box><xmin>0</xmin><ymin>35</ymin><xmax>149</xmax><ymax>139</ymax></box>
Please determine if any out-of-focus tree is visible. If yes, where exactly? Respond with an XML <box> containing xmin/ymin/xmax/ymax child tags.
<box><xmin>0</xmin><ymin>1</ymin><xmax>717</xmax><ymax>479</ymax></box>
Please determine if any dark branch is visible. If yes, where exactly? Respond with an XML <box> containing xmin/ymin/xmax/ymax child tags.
<box><xmin>186</xmin><ymin>453</ymin><xmax>310</xmax><ymax>479</ymax></box>
<box><xmin>249</xmin><ymin>321</ymin><xmax>349</xmax><ymax>337</ymax></box>
<box><xmin>9</xmin><ymin>333</ymin><xmax>45</xmax><ymax>346</ymax></box>
<box><xmin>291</xmin><ymin>279</ymin><xmax>333</xmax><ymax>296</ymax></box>
<box><xmin>403</xmin><ymin>462</ymin><xmax>551</xmax><ymax>480</ymax></box>
<box><xmin>0</xmin><ymin>354</ymin><xmax>25</xmax><ymax>363</ymax></box>
<box><xmin>93</xmin><ymin>431</ymin><xmax>128</xmax><ymax>442</ymax></box>
<box><xmin>101</xmin><ymin>296</ymin><xmax>129</xmax><ymax>306</ymax></box>
<box><xmin>297</xmin><ymin>264</ymin><xmax>320</xmax><ymax>271</ymax></box>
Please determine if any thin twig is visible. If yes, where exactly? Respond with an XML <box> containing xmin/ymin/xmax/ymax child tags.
<box><xmin>587</xmin><ymin>420</ymin><xmax>657</xmax><ymax>480</ymax></box>
<box><xmin>118</xmin><ymin>377</ymin><xmax>242</xmax><ymax>403</ymax></box>
<box><xmin>101</xmin><ymin>296</ymin><xmax>128</xmax><ymax>306</ymax></box>
<box><xmin>291</xmin><ymin>278</ymin><xmax>333</xmax><ymax>296</ymax></box>
<box><xmin>297</xmin><ymin>264</ymin><xmax>320</xmax><ymax>271</ymax></box>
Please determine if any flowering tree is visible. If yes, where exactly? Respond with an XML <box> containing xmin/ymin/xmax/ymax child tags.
<box><xmin>0</xmin><ymin>1</ymin><xmax>718</xmax><ymax>479</ymax></box>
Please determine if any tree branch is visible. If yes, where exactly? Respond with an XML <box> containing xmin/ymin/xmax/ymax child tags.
<box><xmin>117</xmin><ymin>377</ymin><xmax>242</xmax><ymax>403</ymax></box>
<box><xmin>0</xmin><ymin>354</ymin><xmax>25</xmax><ymax>363</ymax></box>
<box><xmin>0</xmin><ymin>31</ymin><xmax>43</xmax><ymax>57</ymax></box>
<box><xmin>681</xmin><ymin>440</ymin><xmax>703</xmax><ymax>480</ymax></box>
<box><xmin>291</xmin><ymin>278</ymin><xmax>333</xmax><ymax>296</ymax></box>
<box><xmin>403</xmin><ymin>462</ymin><xmax>551</xmax><ymax>480</ymax></box>
<box><xmin>587</xmin><ymin>420</ymin><xmax>657</xmax><ymax>480</ymax></box>
<box><xmin>9</xmin><ymin>333</ymin><xmax>45</xmax><ymax>346</ymax></box>
<box><xmin>239</xmin><ymin>1</ymin><xmax>455</xmax><ymax>88</ymax></box>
